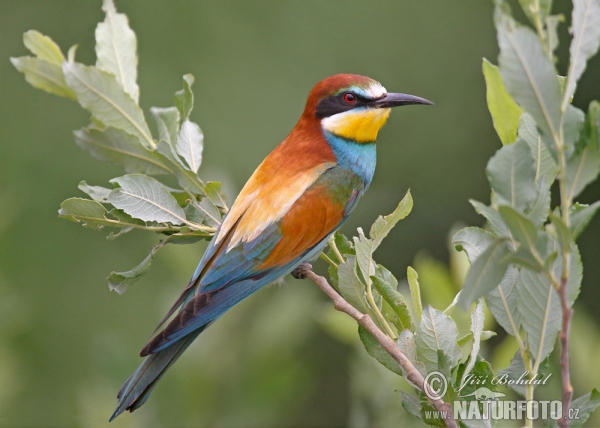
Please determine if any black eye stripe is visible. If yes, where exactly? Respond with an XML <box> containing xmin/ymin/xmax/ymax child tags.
<box><xmin>315</xmin><ymin>92</ymin><xmax>368</xmax><ymax>118</ymax></box>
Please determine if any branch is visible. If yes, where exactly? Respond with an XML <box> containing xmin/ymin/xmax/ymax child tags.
<box><xmin>292</xmin><ymin>263</ymin><xmax>458</xmax><ymax>428</ymax></box>
<box><xmin>558</xmin><ymin>275</ymin><xmax>573</xmax><ymax>428</ymax></box>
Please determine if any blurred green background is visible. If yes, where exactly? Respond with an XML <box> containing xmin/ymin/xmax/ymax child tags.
<box><xmin>1</xmin><ymin>1</ymin><xmax>600</xmax><ymax>427</ymax></box>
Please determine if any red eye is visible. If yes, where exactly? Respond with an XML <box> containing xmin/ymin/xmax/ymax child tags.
<box><xmin>343</xmin><ymin>92</ymin><xmax>356</xmax><ymax>104</ymax></box>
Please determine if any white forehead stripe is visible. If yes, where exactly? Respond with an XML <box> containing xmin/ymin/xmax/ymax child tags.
<box><xmin>350</xmin><ymin>82</ymin><xmax>387</xmax><ymax>100</ymax></box>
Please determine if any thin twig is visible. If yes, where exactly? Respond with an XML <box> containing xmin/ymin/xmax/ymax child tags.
<box><xmin>293</xmin><ymin>264</ymin><xmax>458</xmax><ymax>428</ymax></box>
<box><xmin>558</xmin><ymin>276</ymin><xmax>573</xmax><ymax>428</ymax></box>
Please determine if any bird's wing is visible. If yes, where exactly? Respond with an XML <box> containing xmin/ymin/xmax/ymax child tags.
<box><xmin>141</xmin><ymin>162</ymin><xmax>368</xmax><ymax>356</ymax></box>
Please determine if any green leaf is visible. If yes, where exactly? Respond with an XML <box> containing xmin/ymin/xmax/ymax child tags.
<box><xmin>459</xmin><ymin>299</ymin><xmax>485</xmax><ymax>390</ymax></box>
<box><xmin>569</xmin><ymin>388</ymin><xmax>600</xmax><ymax>428</ymax></box>
<box><xmin>108</xmin><ymin>174</ymin><xmax>187</xmax><ymax>224</ymax></box>
<box><xmin>397</xmin><ymin>329</ymin><xmax>427</xmax><ymax>377</ymax></box>
<box><xmin>337</xmin><ymin>256</ymin><xmax>369</xmax><ymax>314</ymax></box>
<box><xmin>496</xmin><ymin>9</ymin><xmax>562</xmax><ymax>140</ymax></box>
<box><xmin>175</xmin><ymin>74</ymin><xmax>194</xmax><ymax>120</ymax></box>
<box><xmin>497</xmin><ymin>350</ymin><xmax>550</xmax><ymax>397</ymax></box>
<box><xmin>62</xmin><ymin>62</ymin><xmax>153</xmax><ymax>149</ymax></box>
<box><xmin>407</xmin><ymin>266</ymin><xmax>423</xmax><ymax>321</ymax></box>
<box><xmin>204</xmin><ymin>181</ymin><xmax>228</xmax><ymax>209</ymax></box>
<box><xmin>78</xmin><ymin>181</ymin><xmax>111</xmax><ymax>203</ymax></box>
<box><xmin>482</xmin><ymin>58</ymin><xmax>522</xmax><ymax>144</ymax></box>
<box><xmin>58</xmin><ymin>198</ymin><xmax>110</xmax><ymax>230</ymax></box>
<box><xmin>570</xmin><ymin>201</ymin><xmax>600</xmax><ymax>239</ymax></box>
<box><xmin>563</xmin><ymin>0</ymin><xmax>600</xmax><ymax>107</ymax></box>
<box><xmin>453</xmin><ymin>227</ymin><xmax>494</xmax><ymax>264</ymax></box>
<box><xmin>23</xmin><ymin>30</ymin><xmax>65</xmax><ymax>64</ymax></box>
<box><xmin>154</xmin><ymin>140</ymin><xmax>205</xmax><ymax>195</ymax></box>
<box><xmin>184</xmin><ymin>197</ymin><xmax>222</xmax><ymax>228</ymax></box>
<box><xmin>74</xmin><ymin>126</ymin><xmax>170</xmax><ymax>175</ymax></box>
<box><xmin>415</xmin><ymin>306</ymin><xmax>462</xmax><ymax>376</ymax></box>
<box><xmin>485</xmin><ymin>266</ymin><xmax>521</xmax><ymax>336</ymax></box>
<box><xmin>150</xmin><ymin>107</ymin><xmax>180</xmax><ymax>149</ymax></box>
<box><xmin>371</xmin><ymin>271</ymin><xmax>412</xmax><ymax>331</ymax></box>
<box><xmin>95</xmin><ymin>0</ymin><xmax>139</xmax><ymax>103</ymax></box>
<box><xmin>369</xmin><ymin>189</ymin><xmax>412</xmax><ymax>251</ymax></box>
<box><xmin>486</xmin><ymin>139</ymin><xmax>536</xmax><ymax>211</ymax></box>
<box><xmin>546</xmin><ymin>14</ymin><xmax>565</xmax><ymax>58</ymax></box>
<box><xmin>518</xmin><ymin>0</ymin><xmax>552</xmax><ymax>25</ymax></box>
<box><xmin>358</xmin><ymin>325</ymin><xmax>402</xmax><ymax>375</ymax></box>
<box><xmin>527</xmin><ymin>175</ymin><xmax>551</xmax><ymax>228</ymax></box>
<box><xmin>11</xmin><ymin>57</ymin><xmax>76</xmax><ymax>100</ymax></box>
<box><xmin>549</xmin><ymin>214</ymin><xmax>572</xmax><ymax>252</ymax></box>
<box><xmin>565</xmin><ymin>121</ymin><xmax>600</xmax><ymax>201</ymax></box>
<box><xmin>400</xmin><ymin>392</ymin><xmax>423</xmax><ymax>421</ymax></box>
<box><xmin>498</xmin><ymin>206</ymin><xmax>538</xmax><ymax>251</ymax></box>
<box><xmin>563</xmin><ymin>105</ymin><xmax>586</xmax><ymax>160</ymax></box>
<box><xmin>176</xmin><ymin>120</ymin><xmax>204</xmax><ymax>173</ymax></box>
<box><xmin>107</xmin><ymin>240</ymin><xmax>165</xmax><ymax>295</ymax></box>
<box><xmin>458</xmin><ymin>239</ymin><xmax>510</xmax><ymax>310</ymax></box>
<box><xmin>470</xmin><ymin>200</ymin><xmax>510</xmax><ymax>238</ymax></box>
<box><xmin>519</xmin><ymin>113</ymin><xmax>558</xmax><ymax>182</ymax></box>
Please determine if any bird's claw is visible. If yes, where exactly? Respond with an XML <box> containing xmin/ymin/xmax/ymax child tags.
<box><xmin>291</xmin><ymin>262</ymin><xmax>312</xmax><ymax>279</ymax></box>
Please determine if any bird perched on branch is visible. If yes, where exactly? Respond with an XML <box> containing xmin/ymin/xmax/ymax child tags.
<box><xmin>111</xmin><ymin>73</ymin><xmax>431</xmax><ymax>420</ymax></box>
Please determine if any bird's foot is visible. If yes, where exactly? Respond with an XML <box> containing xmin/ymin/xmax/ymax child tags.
<box><xmin>291</xmin><ymin>262</ymin><xmax>312</xmax><ymax>279</ymax></box>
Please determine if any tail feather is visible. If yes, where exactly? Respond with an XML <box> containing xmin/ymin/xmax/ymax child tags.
<box><xmin>109</xmin><ymin>327</ymin><xmax>206</xmax><ymax>421</ymax></box>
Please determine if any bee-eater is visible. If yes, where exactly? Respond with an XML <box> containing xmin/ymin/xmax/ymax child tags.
<box><xmin>110</xmin><ymin>74</ymin><xmax>431</xmax><ymax>420</ymax></box>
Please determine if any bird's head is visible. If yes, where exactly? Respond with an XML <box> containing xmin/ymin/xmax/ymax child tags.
<box><xmin>303</xmin><ymin>74</ymin><xmax>432</xmax><ymax>143</ymax></box>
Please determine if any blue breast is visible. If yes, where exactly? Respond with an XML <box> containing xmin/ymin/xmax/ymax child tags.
<box><xmin>323</xmin><ymin>131</ymin><xmax>377</xmax><ymax>185</ymax></box>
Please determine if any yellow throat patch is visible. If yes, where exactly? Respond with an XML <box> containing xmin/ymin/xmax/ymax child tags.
<box><xmin>321</xmin><ymin>107</ymin><xmax>391</xmax><ymax>143</ymax></box>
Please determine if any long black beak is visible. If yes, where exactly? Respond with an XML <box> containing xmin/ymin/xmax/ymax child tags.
<box><xmin>369</xmin><ymin>92</ymin><xmax>434</xmax><ymax>108</ymax></box>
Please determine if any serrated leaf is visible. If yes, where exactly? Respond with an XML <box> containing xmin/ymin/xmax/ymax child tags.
<box><xmin>527</xmin><ymin>175</ymin><xmax>551</xmax><ymax>228</ymax></box>
<box><xmin>175</xmin><ymin>74</ymin><xmax>194</xmax><ymax>120</ymax></box>
<box><xmin>358</xmin><ymin>325</ymin><xmax>402</xmax><ymax>375</ymax></box>
<box><xmin>453</xmin><ymin>227</ymin><xmax>494</xmax><ymax>264</ymax></box>
<box><xmin>337</xmin><ymin>256</ymin><xmax>369</xmax><ymax>313</ymax></box>
<box><xmin>496</xmin><ymin>9</ymin><xmax>562</xmax><ymax>140</ymax></box>
<box><xmin>563</xmin><ymin>105</ymin><xmax>586</xmax><ymax>159</ymax></box>
<box><xmin>486</xmin><ymin>138</ymin><xmax>536</xmax><ymax>211</ymax></box>
<box><xmin>23</xmin><ymin>30</ymin><xmax>65</xmax><ymax>64</ymax></box>
<box><xmin>458</xmin><ymin>239</ymin><xmax>510</xmax><ymax>310</ymax></box>
<box><xmin>397</xmin><ymin>329</ymin><xmax>427</xmax><ymax>378</ymax></box>
<box><xmin>204</xmin><ymin>181</ymin><xmax>228</xmax><ymax>209</ymax></box>
<box><xmin>519</xmin><ymin>113</ymin><xmax>558</xmax><ymax>182</ymax></box>
<box><xmin>95</xmin><ymin>0</ymin><xmax>139</xmax><ymax>103</ymax></box>
<box><xmin>108</xmin><ymin>174</ymin><xmax>187</xmax><ymax>224</ymax></box>
<box><xmin>485</xmin><ymin>266</ymin><xmax>521</xmax><ymax>336</ymax></box>
<box><xmin>570</xmin><ymin>201</ymin><xmax>600</xmax><ymax>239</ymax></box>
<box><xmin>415</xmin><ymin>306</ymin><xmax>462</xmax><ymax>376</ymax></box>
<box><xmin>176</xmin><ymin>120</ymin><xmax>204</xmax><ymax>173</ymax></box>
<box><xmin>371</xmin><ymin>271</ymin><xmax>411</xmax><ymax>331</ymax></box>
<box><xmin>566</xmin><ymin>124</ymin><xmax>600</xmax><ymax>201</ymax></box>
<box><xmin>563</xmin><ymin>0</ymin><xmax>600</xmax><ymax>108</ymax></box>
<box><xmin>470</xmin><ymin>200</ymin><xmax>510</xmax><ymax>238</ymax></box>
<box><xmin>154</xmin><ymin>140</ymin><xmax>205</xmax><ymax>195</ymax></box>
<box><xmin>369</xmin><ymin>189</ymin><xmax>412</xmax><ymax>251</ymax></box>
<box><xmin>151</xmin><ymin>107</ymin><xmax>180</xmax><ymax>149</ymax></box>
<box><xmin>546</xmin><ymin>14</ymin><xmax>564</xmax><ymax>58</ymax></box>
<box><xmin>459</xmin><ymin>300</ymin><xmax>485</xmax><ymax>390</ymax></box>
<box><xmin>11</xmin><ymin>57</ymin><xmax>76</xmax><ymax>100</ymax></box>
<box><xmin>74</xmin><ymin>126</ymin><xmax>170</xmax><ymax>175</ymax></box>
<box><xmin>482</xmin><ymin>58</ymin><xmax>522</xmax><ymax>144</ymax></box>
<box><xmin>184</xmin><ymin>197</ymin><xmax>222</xmax><ymax>228</ymax></box>
<box><xmin>498</xmin><ymin>206</ymin><xmax>538</xmax><ymax>251</ymax></box>
<box><xmin>353</xmin><ymin>228</ymin><xmax>375</xmax><ymax>286</ymax></box>
<box><xmin>58</xmin><ymin>198</ymin><xmax>110</xmax><ymax>230</ymax></box>
<box><xmin>78</xmin><ymin>181</ymin><xmax>111</xmax><ymax>203</ymax></box>
<box><xmin>569</xmin><ymin>388</ymin><xmax>600</xmax><ymax>428</ymax></box>
<box><xmin>62</xmin><ymin>62</ymin><xmax>153</xmax><ymax>148</ymax></box>
<box><xmin>107</xmin><ymin>240</ymin><xmax>165</xmax><ymax>294</ymax></box>
<box><xmin>549</xmin><ymin>214</ymin><xmax>572</xmax><ymax>252</ymax></box>
<box><xmin>407</xmin><ymin>266</ymin><xmax>423</xmax><ymax>321</ymax></box>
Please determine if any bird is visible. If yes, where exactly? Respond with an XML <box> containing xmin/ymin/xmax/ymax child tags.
<box><xmin>110</xmin><ymin>73</ymin><xmax>432</xmax><ymax>420</ymax></box>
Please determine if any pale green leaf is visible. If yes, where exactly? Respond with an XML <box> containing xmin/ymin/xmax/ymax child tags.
<box><xmin>150</xmin><ymin>106</ymin><xmax>180</xmax><ymax>148</ymax></box>
<box><xmin>175</xmin><ymin>74</ymin><xmax>194</xmax><ymax>120</ymax></box>
<box><xmin>458</xmin><ymin>239</ymin><xmax>510</xmax><ymax>310</ymax></box>
<box><xmin>527</xmin><ymin>176</ymin><xmax>551</xmax><ymax>228</ymax></box>
<box><xmin>154</xmin><ymin>140</ymin><xmax>205</xmax><ymax>195</ymax></box>
<box><xmin>407</xmin><ymin>266</ymin><xmax>423</xmax><ymax>321</ymax></box>
<box><xmin>78</xmin><ymin>181</ymin><xmax>111</xmax><ymax>203</ymax></box>
<box><xmin>496</xmin><ymin>9</ymin><xmax>562</xmax><ymax>140</ymax></box>
<box><xmin>415</xmin><ymin>306</ymin><xmax>462</xmax><ymax>375</ymax></box>
<box><xmin>518</xmin><ymin>0</ymin><xmax>552</xmax><ymax>25</ymax></box>
<box><xmin>371</xmin><ymin>271</ymin><xmax>411</xmax><ymax>331</ymax></box>
<box><xmin>519</xmin><ymin>113</ymin><xmax>558</xmax><ymax>182</ymax></box>
<box><xmin>459</xmin><ymin>300</ymin><xmax>485</xmax><ymax>390</ymax></box>
<box><xmin>563</xmin><ymin>104</ymin><xmax>586</xmax><ymax>158</ymax></box>
<box><xmin>453</xmin><ymin>227</ymin><xmax>494</xmax><ymax>264</ymax></box>
<box><xmin>486</xmin><ymin>138</ymin><xmax>536</xmax><ymax>211</ymax></box>
<box><xmin>95</xmin><ymin>0</ymin><xmax>139</xmax><ymax>102</ymax></box>
<box><xmin>549</xmin><ymin>214</ymin><xmax>572</xmax><ymax>252</ymax></box>
<box><xmin>107</xmin><ymin>240</ymin><xmax>165</xmax><ymax>294</ymax></box>
<box><xmin>11</xmin><ymin>57</ymin><xmax>76</xmax><ymax>100</ymax></box>
<box><xmin>546</xmin><ymin>15</ymin><xmax>565</xmax><ymax>57</ymax></box>
<box><xmin>23</xmin><ymin>30</ymin><xmax>65</xmax><ymax>64</ymax></box>
<box><xmin>74</xmin><ymin>126</ymin><xmax>170</xmax><ymax>174</ymax></box>
<box><xmin>470</xmin><ymin>200</ymin><xmax>510</xmax><ymax>238</ymax></box>
<box><xmin>358</xmin><ymin>325</ymin><xmax>402</xmax><ymax>375</ymax></box>
<box><xmin>486</xmin><ymin>266</ymin><xmax>521</xmax><ymax>336</ymax></box>
<box><xmin>176</xmin><ymin>119</ymin><xmax>204</xmax><ymax>173</ymax></box>
<box><xmin>204</xmin><ymin>181</ymin><xmax>228</xmax><ymax>209</ymax></box>
<box><xmin>569</xmin><ymin>389</ymin><xmax>600</xmax><ymax>428</ymax></box>
<box><xmin>62</xmin><ymin>62</ymin><xmax>153</xmax><ymax>148</ymax></box>
<box><xmin>482</xmin><ymin>58</ymin><xmax>522</xmax><ymax>144</ymax></box>
<box><xmin>337</xmin><ymin>256</ymin><xmax>369</xmax><ymax>313</ymax></box>
<box><xmin>369</xmin><ymin>189</ymin><xmax>412</xmax><ymax>251</ymax></box>
<box><xmin>570</xmin><ymin>201</ymin><xmax>600</xmax><ymax>239</ymax></box>
<box><xmin>108</xmin><ymin>174</ymin><xmax>187</xmax><ymax>224</ymax></box>
<box><xmin>58</xmin><ymin>198</ymin><xmax>110</xmax><ymax>230</ymax></box>
<box><xmin>397</xmin><ymin>329</ymin><xmax>427</xmax><ymax>378</ymax></box>
<box><xmin>565</xmin><ymin>133</ymin><xmax>600</xmax><ymax>200</ymax></box>
<box><xmin>563</xmin><ymin>0</ymin><xmax>600</xmax><ymax>108</ymax></box>
<box><xmin>498</xmin><ymin>206</ymin><xmax>538</xmax><ymax>251</ymax></box>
